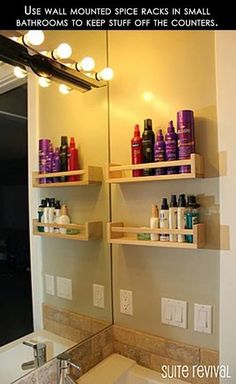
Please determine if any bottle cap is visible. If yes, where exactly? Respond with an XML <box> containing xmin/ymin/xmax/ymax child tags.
<box><xmin>167</xmin><ymin>120</ymin><xmax>175</xmax><ymax>132</ymax></box>
<box><xmin>170</xmin><ymin>194</ymin><xmax>177</xmax><ymax>207</ymax></box>
<box><xmin>61</xmin><ymin>136</ymin><xmax>68</xmax><ymax>146</ymax></box>
<box><xmin>144</xmin><ymin>118</ymin><xmax>152</xmax><ymax>130</ymax></box>
<box><xmin>187</xmin><ymin>195</ymin><xmax>199</xmax><ymax>207</ymax></box>
<box><xmin>70</xmin><ymin>137</ymin><xmax>76</xmax><ymax>147</ymax></box>
<box><xmin>161</xmin><ymin>198</ymin><xmax>169</xmax><ymax>210</ymax></box>
<box><xmin>157</xmin><ymin>129</ymin><xmax>164</xmax><ymax>140</ymax></box>
<box><xmin>178</xmin><ymin>194</ymin><xmax>186</xmax><ymax>207</ymax></box>
<box><xmin>151</xmin><ymin>204</ymin><xmax>159</xmax><ymax>217</ymax></box>
<box><xmin>61</xmin><ymin>203</ymin><xmax>68</xmax><ymax>215</ymax></box>
<box><xmin>134</xmin><ymin>124</ymin><xmax>140</xmax><ymax>136</ymax></box>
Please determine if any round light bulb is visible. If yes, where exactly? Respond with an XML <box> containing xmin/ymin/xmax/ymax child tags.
<box><xmin>14</xmin><ymin>66</ymin><xmax>27</xmax><ymax>79</ymax></box>
<box><xmin>79</xmin><ymin>57</ymin><xmax>95</xmax><ymax>72</ymax></box>
<box><xmin>24</xmin><ymin>30</ymin><xmax>45</xmax><ymax>46</ymax></box>
<box><xmin>53</xmin><ymin>43</ymin><xmax>72</xmax><ymax>60</ymax></box>
<box><xmin>98</xmin><ymin>67</ymin><xmax>114</xmax><ymax>81</ymax></box>
<box><xmin>38</xmin><ymin>77</ymin><xmax>51</xmax><ymax>88</ymax></box>
<box><xmin>59</xmin><ymin>84</ymin><xmax>72</xmax><ymax>94</ymax></box>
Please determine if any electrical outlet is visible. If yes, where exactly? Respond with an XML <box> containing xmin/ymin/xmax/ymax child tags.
<box><xmin>56</xmin><ymin>277</ymin><xmax>72</xmax><ymax>300</ymax></box>
<box><xmin>93</xmin><ymin>284</ymin><xmax>105</xmax><ymax>308</ymax></box>
<box><xmin>45</xmin><ymin>274</ymin><xmax>55</xmax><ymax>295</ymax></box>
<box><xmin>120</xmin><ymin>289</ymin><xmax>133</xmax><ymax>315</ymax></box>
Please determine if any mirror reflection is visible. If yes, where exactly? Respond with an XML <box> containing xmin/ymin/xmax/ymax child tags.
<box><xmin>0</xmin><ymin>30</ymin><xmax>112</xmax><ymax>383</ymax></box>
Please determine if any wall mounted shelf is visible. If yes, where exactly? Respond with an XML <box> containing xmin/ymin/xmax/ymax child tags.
<box><xmin>107</xmin><ymin>222</ymin><xmax>205</xmax><ymax>249</ymax></box>
<box><xmin>32</xmin><ymin>166</ymin><xmax>103</xmax><ymax>187</ymax></box>
<box><xmin>106</xmin><ymin>154</ymin><xmax>204</xmax><ymax>184</ymax></box>
<box><xmin>33</xmin><ymin>220</ymin><xmax>102</xmax><ymax>241</ymax></box>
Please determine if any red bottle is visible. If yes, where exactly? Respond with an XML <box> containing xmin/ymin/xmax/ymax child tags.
<box><xmin>131</xmin><ymin>124</ymin><xmax>143</xmax><ymax>177</ymax></box>
<box><xmin>68</xmin><ymin>137</ymin><xmax>80</xmax><ymax>181</ymax></box>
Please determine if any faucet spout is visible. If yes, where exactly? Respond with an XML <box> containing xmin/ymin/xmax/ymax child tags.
<box><xmin>21</xmin><ymin>341</ymin><xmax>47</xmax><ymax>370</ymax></box>
<box><xmin>57</xmin><ymin>352</ymin><xmax>81</xmax><ymax>384</ymax></box>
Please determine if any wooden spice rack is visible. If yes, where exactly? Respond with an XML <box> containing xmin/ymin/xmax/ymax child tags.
<box><xmin>33</xmin><ymin>220</ymin><xmax>103</xmax><ymax>241</ymax></box>
<box><xmin>32</xmin><ymin>166</ymin><xmax>103</xmax><ymax>187</ymax></box>
<box><xmin>107</xmin><ymin>222</ymin><xmax>205</xmax><ymax>249</ymax></box>
<box><xmin>106</xmin><ymin>154</ymin><xmax>204</xmax><ymax>184</ymax></box>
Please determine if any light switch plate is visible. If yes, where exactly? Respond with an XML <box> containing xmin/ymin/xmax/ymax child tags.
<box><xmin>93</xmin><ymin>284</ymin><xmax>105</xmax><ymax>308</ymax></box>
<box><xmin>194</xmin><ymin>303</ymin><xmax>212</xmax><ymax>334</ymax></box>
<box><xmin>161</xmin><ymin>297</ymin><xmax>187</xmax><ymax>328</ymax></box>
<box><xmin>56</xmin><ymin>277</ymin><xmax>72</xmax><ymax>300</ymax></box>
<box><xmin>45</xmin><ymin>274</ymin><xmax>55</xmax><ymax>295</ymax></box>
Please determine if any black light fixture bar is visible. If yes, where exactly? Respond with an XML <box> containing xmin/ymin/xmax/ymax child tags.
<box><xmin>0</xmin><ymin>34</ymin><xmax>106</xmax><ymax>92</ymax></box>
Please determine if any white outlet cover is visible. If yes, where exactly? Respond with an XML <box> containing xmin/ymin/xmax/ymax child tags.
<box><xmin>194</xmin><ymin>303</ymin><xmax>212</xmax><ymax>334</ymax></box>
<box><xmin>93</xmin><ymin>284</ymin><xmax>105</xmax><ymax>308</ymax></box>
<box><xmin>120</xmin><ymin>289</ymin><xmax>133</xmax><ymax>316</ymax></box>
<box><xmin>56</xmin><ymin>277</ymin><xmax>72</xmax><ymax>300</ymax></box>
<box><xmin>45</xmin><ymin>274</ymin><xmax>55</xmax><ymax>296</ymax></box>
<box><xmin>161</xmin><ymin>297</ymin><xmax>187</xmax><ymax>329</ymax></box>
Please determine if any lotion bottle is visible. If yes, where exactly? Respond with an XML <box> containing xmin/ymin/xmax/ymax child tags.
<box><xmin>150</xmin><ymin>204</ymin><xmax>159</xmax><ymax>241</ymax></box>
<box><xmin>59</xmin><ymin>204</ymin><xmax>70</xmax><ymax>234</ymax></box>
<box><xmin>160</xmin><ymin>198</ymin><xmax>169</xmax><ymax>242</ymax></box>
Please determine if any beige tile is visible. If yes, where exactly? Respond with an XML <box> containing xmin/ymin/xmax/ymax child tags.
<box><xmin>200</xmin><ymin>348</ymin><xmax>219</xmax><ymax>365</ymax></box>
<box><xmin>136</xmin><ymin>348</ymin><xmax>151</xmax><ymax>368</ymax></box>
<box><xmin>135</xmin><ymin>330</ymin><xmax>166</xmax><ymax>355</ymax></box>
<box><xmin>113</xmin><ymin>340</ymin><xmax>124</xmax><ymax>355</ymax></box>
<box><xmin>113</xmin><ymin>325</ymin><xmax>136</xmax><ymax>346</ymax></box>
<box><xmin>102</xmin><ymin>342</ymin><xmax>114</xmax><ymax>359</ymax></box>
<box><xmin>164</xmin><ymin>339</ymin><xmax>200</xmax><ymax>364</ymax></box>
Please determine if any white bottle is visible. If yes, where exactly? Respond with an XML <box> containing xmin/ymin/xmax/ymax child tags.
<box><xmin>59</xmin><ymin>204</ymin><xmax>70</xmax><ymax>234</ymax></box>
<box><xmin>54</xmin><ymin>200</ymin><xmax>61</xmax><ymax>233</ymax></box>
<box><xmin>169</xmin><ymin>195</ymin><xmax>178</xmax><ymax>242</ymax></box>
<box><xmin>177</xmin><ymin>194</ymin><xmax>186</xmax><ymax>243</ymax></box>
<box><xmin>159</xmin><ymin>198</ymin><xmax>169</xmax><ymax>242</ymax></box>
<box><xmin>48</xmin><ymin>198</ymin><xmax>55</xmax><ymax>233</ymax></box>
<box><xmin>43</xmin><ymin>198</ymin><xmax>50</xmax><ymax>233</ymax></box>
<box><xmin>150</xmin><ymin>204</ymin><xmax>159</xmax><ymax>241</ymax></box>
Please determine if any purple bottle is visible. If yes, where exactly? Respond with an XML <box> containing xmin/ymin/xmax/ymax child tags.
<box><xmin>165</xmin><ymin>120</ymin><xmax>178</xmax><ymax>174</ymax></box>
<box><xmin>52</xmin><ymin>147</ymin><xmax>61</xmax><ymax>183</ymax></box>
<box><xmin>154</xmin><ymin>129</ymin><xmax>166</xmax><ymax>175</ymax></box>
<box><xmin>39</xmin><ymin>139</ymin><xmax>50</xmax><ymax>183</ymax></box>
<box><xmin>46</xmin><ymin>142</ymin><xmax>53</xmax><ymax>183</ymax></box>
<box><xmin>177</xmin><ymin>110</ymin><xmax>195</xmax><ymax>173</ymax></box>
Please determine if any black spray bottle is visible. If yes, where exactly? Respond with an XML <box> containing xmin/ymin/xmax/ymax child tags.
<box><xmin>59</xmin><ymin>136</ymin><xmax>68</xmax><ymax>182</ymax></box>
<box><xmin>142</xmin><ymin>118</ymin><xmax>155</xmax><ymax>176</ymax></box>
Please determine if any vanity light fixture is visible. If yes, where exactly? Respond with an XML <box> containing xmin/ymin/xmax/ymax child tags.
<box><xmin>0</xmin><ymin>31</ymin><xmax>113</xmax><ymax>93</ymax></box>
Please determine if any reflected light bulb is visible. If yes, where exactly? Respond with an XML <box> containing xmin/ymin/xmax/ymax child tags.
<box><xmin>97</xmin><ymin>67</ymin><xmax>114</xmax><ymax>81</ymax></box>
<box><xmin>79</xmin><ymin>57</ymin><xmax>95</xmax><ymax>71</ymax></box>
<box><xmin>38</xmin><ymin>77</ymin><xmax>51</xmax><ymax>88</ymax></box>
<box><xmin>24</xmin><ymin>30</ymin><xmax>45</xmax><ymax>46</ymax></box>
<box><xmin>53</xmin><ymin>43</ymin><xmax>72</xmax><ymax>60</ymax></box>
<box><xmin>14</xmin><ymin>66</ymin><xmax>27</xmax><ymax>78</ymax></box>
<box><xmin>59</xmin><ymin>84</ymin><xmax>72</xmax><ymax>94</ymax></box>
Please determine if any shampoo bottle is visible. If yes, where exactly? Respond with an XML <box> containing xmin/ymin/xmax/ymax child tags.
<box><xmin>68</xmin><ymin>137</ymin><xmax>80</xmax><ymax>181</ymax></box>
<box><xmin>154</xmin><ymin>129</ymin><xmax>166</xmax><ymax>175</ymax></box>
<box><xmin>37</xmin><ymin>199</ymin><xmax>46</xmax><ymax>232</ymax></box>
<box><xmin>169</xmin><ymin>194</ymin><xmax>178</xmax><ymax>242</ymax></box>
<box><xmin>160</xmin><ymin>198</ymin><xmax>169</xmax><ymax>242</ymax></box>
<box><xmin>185</xmin><ymin>195</ymin><xmax>199</xmax><ymax>243</ymax></box>
<box><xmin>48</xmin><ymin>198</ymin><xmax>55</xmax><ymax>233</ymax></box>
<box><xmin>131</xmin><ymin>124</ymin><xmax>143</xmax><ymax>177</ymax></box>
<box><xmin>150</xmin><ymin>204</ymin><xmax>159</xmax><ymax>241</ymax></box>
<box><xmin>165</xmin><ymin>120</ymin><xmax>178</xmax><ymax>174</ymax></box>
<box><xmin>59</xmin><ymin>136</ymin><xmax>68</xmax><ymax>182</ymax></box>
<box><xmin>142</xmin><ymin>118</ymin><xmax>155</xmax><ymax>176</ymax></box>
<box><xmin>43</xmin><ymin>198</ymin><xmax>50</xmax><ymax>233</ymax></box>
<box><xmin>59</xmin><ymin>204</ymin><xmax>70</xmax><ymax>234</ymax></box>
<box><xmin>52</xmin><ymin>147</ymin><xmax>60</xmax><ymax>183</ymax></box>
<box><xmin>177</xmin><ymin>194</ymin><xmax>186</xmax><ymax>242</ymax></box>
<box><xmin>54</xmin><ymin>200</ymin><xmax>61</xmax><ymax>233</ymax></box>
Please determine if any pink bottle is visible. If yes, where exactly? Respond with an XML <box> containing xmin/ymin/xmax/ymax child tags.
<box><xmin>68</xmin><ymin>137</ymin><xmax>80</xmax><ymax>181</ymax></box>
<box><xmin>131</xmin><ymin>124</ymin><xmax>143</xmax><ymax>177</ymax></box>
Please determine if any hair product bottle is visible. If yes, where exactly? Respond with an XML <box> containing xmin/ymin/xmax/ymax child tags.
<box><xmin>59</xmin><ymin>136</ymin><xmax>68</xmax><ymax>182</ymax></box>
<box><xmin>186</xmin><ymin>195</ymin><xmax>200</xmax><ymax>243</ymax></box>
<box><xmin>39</xmin><ymin>138</ymin><xmax>50</xmax><ymax>183</ymax></box>
<box><xmin>150</xmin><ymin>204</ymin><xmax>159</xmax><ymax>241</ymax></box>
<box><xmin>52</xmin><ymin>147</ymin><xmax>60</xmax><ymax>183</ymax></box>
<box><xmin>131</xmin><ymin>124</ymin><xmax>143</xmax><ymax>177</ymax></box>
<box><xmin>68</xmin><ymin>137</ymin><xmax>80</xmax><ymax>181</ymax></box>
<box><xmin>48</xmin><ymin>198</ymin><xmax>55</xmax><ymax>233</ymax></box>
<box><xmin>165</xmin><ymin>120</ymin><xmax>178</xmax><ymax>174</ymax></box>
<box><xmin>177</xmin><ymin>110</ymin><xmax>195</xmax><ymax>174</ymax></box>
<box><xmin>177</xmin><ymin>194</ymin><xmax>186</xmax><ymax>242</ymax></box>
<box><xmin>142</xmin><ymin>118</ymin><xmax>155</xmax><ymax>176</ymax></box>
<box><xmin>37</xmin><ymin>199</ymin><xmax>46</xmax><ymax>232</ymax></box>
<box><xmin>169</xmin><ymin>194</ymin><xmax>178</xmax><ymax>242</ymax></box>
<box><xmin>160</xmin><ymin>198</ymin><xmax>169</xmax><ymax>241</ymax></box>
<box><xmin>43</xmin><ymin>198</ymin><xmax>50</xmax><ymax>233</ymax></box>
<box><xmin>54</xmin><ymin>200</ymin><xmax>61</xmax><ymax>233</ymax></box>
<box><xmin>154</xmin><ymin>129</ymin><xmax>166</xmax><ymax>175</ymax></box>
<box><xmin>59</xmin><ymin>204</ymin><xmax>71</xmax><ymax>234</ymax></box>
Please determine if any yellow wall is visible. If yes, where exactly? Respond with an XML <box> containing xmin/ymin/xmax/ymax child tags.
<box><xmin>37</xmin><ymin>31</ymin><xmax>112</xmax><ymax>322</ymax></box>
<box><xmin>108</xmin><ymin>31</ymin><xmax>219</xmax><ymax>349</ymax></box>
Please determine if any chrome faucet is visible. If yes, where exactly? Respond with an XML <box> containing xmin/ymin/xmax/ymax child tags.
<box><xmin>57</xmin><ymin>352</ymin><xmax>81</xmax><ymax>384</ymax></box>
<box><xmin>21</xmin><ymin>340</ymin><xmax>47</xmax><ymax>370</ymax></box>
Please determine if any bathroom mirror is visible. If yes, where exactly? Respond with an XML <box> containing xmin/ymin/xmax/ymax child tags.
<box><xmin>0</xmin><ymin>30</ymin><xmax>112</xmax><ymax>382</ymax></box>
